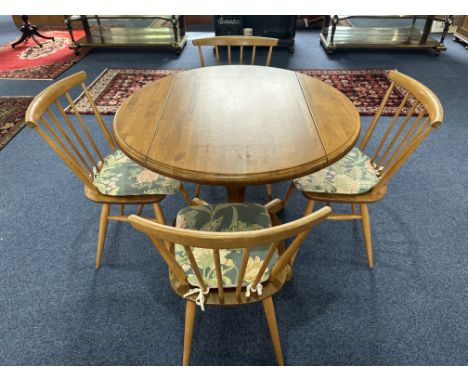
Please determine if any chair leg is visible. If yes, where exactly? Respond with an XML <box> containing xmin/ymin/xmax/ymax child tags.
<box><xmin>360</xmin><ymin>203</ymin><xmax>374</xmax><ymax>268</ymax></box>
<box><xmin>282</xmin><ymin>182</ymin><xmax>296</xmax><ymax>207</ymax></box>
<box><xmin>287</xmin><ymin>198</ymin><xmax>316</xmax><ymax>274</ymax></box>
<box><xmin>179</xmin><ymin>184</ymin><xmax>193</xmax><ymax>205</ymax></box>
<box><xmin>194</xmin><ymin>184</ymin><xmax>201</xmax><ymax>199</ymax></box>
<box><xmin>262</xmin><ymin>297</ymin><xmax>284</xmax><ymax>365</ymax></box>
<box><xmin>265</xmin><ymin>184</ymin><xmax>273</xmax><ymax>200</ymax></box>
<box><xmin>95</xmin><ymin>203</ymin><xmax>110</xmax><ymax>269</ymax></box>
<box><xmin>152</xmin><ymin>203</ymin><xmax>166</xmax><ymax>225</ymax></box>
<box><xmin>183</xmin><ymin>300</ymin><xmax>197</xmax><ymax>366</ymax></box>
<box><xmin>303</xmin><ymin>199</ymin><xmax>315</xmax><ymax>216</ymax></box>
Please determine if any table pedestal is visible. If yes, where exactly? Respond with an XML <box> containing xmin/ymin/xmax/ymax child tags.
<box><xmin>226</xmin><ymin>185</ymin><xmax>246</xmax><ymax>203</ymax></box>
<box><xmin>11</xmin><ymin>15</ymin><xmax>55</xmax><ymax>48</ymax></box>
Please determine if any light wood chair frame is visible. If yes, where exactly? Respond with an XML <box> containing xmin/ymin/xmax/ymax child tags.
<box><xmin>191</xmin><ymin>35</ymin><xmax>279</xmax><ymax>201</ymax></box>
<box><xmin>283</xmin><ymin>70</ymin><xmax>444</xmax><ymax>268</ymax></box>
<box><xmin>192</xmin><ymin>35</ymin><xmax>279</xmax><ymax>67</ymax></box>
<box><xmin>25</xmin><ymin>71</ymin><xmax>192</xmax><ymax>268</ymax></box>
<box><xmin>129</xmin><ymin>198</ymin><xmax>331</xmax><ymax>365</ymax></box>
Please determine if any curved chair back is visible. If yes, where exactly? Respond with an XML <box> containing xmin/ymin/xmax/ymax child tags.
<box><xmin>129</xmin><ymin>206</ymin><xmax>331</xmax><ymax>305</ymax></box>
<box><xmin>192</xmin><ymin>36</ymin><xmax>279</xmax><ymax>67</ymax></box>
<box><xmin>359</xmin><ymin>70</ymin><xmax>443</xmax><ymax>188</ymax></box>
<box><xmin>25</xmin><ymin>71</ymin><xmax>116</xmax><ymax>189</ymax></box>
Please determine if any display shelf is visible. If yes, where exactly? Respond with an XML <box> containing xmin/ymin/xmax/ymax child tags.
<box><xmin>320</xmin><ymin>15</ymin><xmax>451</xmax><ymax>54</ymax></box>
<box><xmin>65</xmin><ymin>15</ymin><xmax>187</xmax><ymax>54</ymax></box>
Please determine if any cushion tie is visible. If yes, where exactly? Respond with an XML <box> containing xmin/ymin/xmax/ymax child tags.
<box><xmin>183</xmin><ymin>287</ymin><xmax>210</xmax><ymax>312</ymax></box>
<box><xmin>92</xmin><ymin>161</ymin><xmax>102</xmax><ymax>178</ymax></box>
<box><xmin>246</xmin><ymin>282</ymin><xmax>263</xmax><ymax>298</ymax></box>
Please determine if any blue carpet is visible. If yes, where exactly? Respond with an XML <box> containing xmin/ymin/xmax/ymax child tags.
<box><xmin>1</xmin><ymin>16</ymin><xmax>468</xmax><ymax>365</ymax></box>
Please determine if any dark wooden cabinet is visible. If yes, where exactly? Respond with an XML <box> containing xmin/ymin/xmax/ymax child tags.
<box><xmin>214</xmin><ymin>16</ymin><xmax>296</xmax><ymax>52</ymax></box>
<box><xmin>454</xmin><ymin>16</ymin><xmax>468</xmax><ymax>48</ymax></box>
<box><xmin>214</xmin><ymin>16</ymin><xmax>243</xmax><ymax>35</ymax></box>
<box><xmin>12</xmin><ymin>15</ymin><xmax>64</xmax><ymax>27</ymax></box>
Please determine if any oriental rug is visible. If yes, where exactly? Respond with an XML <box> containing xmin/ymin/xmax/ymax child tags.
<box><xmin>0</xmin><ymin>30</ymin><xmax>91</xmax><ymax>80</ymax></box>
<box><xmin>0</xmin><ymin>96</ymin><xmax>34</xmax><ymax>149</ymax></box>
<box><xmin>69</xmin><ymin>68</ymin><xmax>417</xmax><ymax>116</ymax></box>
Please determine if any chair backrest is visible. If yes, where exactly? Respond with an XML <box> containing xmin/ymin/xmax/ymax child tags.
<box><xmin>25</xmin><ymin>71</ymin><xmax>116</xmax><ymax>189</ymax></box>
<box><xmin>359</xmin><ymin>70</ymin><xmax>443</xmax><ymax>188</ymax></box>
<box><xmin>129</xmin><ymin>206</ymin><xmax>331</xmax><ymax>304</ymax></box>
<box><xmin>191</xmin><ymin>36</ymin><xmax>279</xmax><ymax>67</ymax></box>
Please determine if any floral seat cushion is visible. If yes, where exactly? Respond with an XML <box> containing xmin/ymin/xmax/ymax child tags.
<box><xmin>93</xmin><ymin>150</ymin><xmax>181</xmax><ymax>196</ymax></box>
<box><xmin>294</xmin><ymin>148</ymin><xmax>380</xmax><ymax>194</ymax></box>
<box><xmin>175</xmin><ymin>203</ymin><xmax>279</xmax><ymax>288</ymax></box>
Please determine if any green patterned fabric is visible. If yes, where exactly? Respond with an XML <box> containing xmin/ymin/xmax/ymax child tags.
<box><xmin>175</xmin><ymin>203</ymin><xmax>279</xmax><ymax>288</ymax></box>
<box><xmin>93</xmin><ymin>150</ymin><xmax>181</xmax><ymax>196</ymax></box>
<box><xmin>294</xmin><ymin>148</ymin><xmax>380</xmax><ymax>194</ymax></box>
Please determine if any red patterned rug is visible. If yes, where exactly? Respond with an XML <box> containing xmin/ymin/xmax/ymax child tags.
<box><xmin>70</xmin><ymin>68</ymin><xmax>416</xmax><ymax>116</ymax></box>
<box><xmin>0</xmin><ymin>97</ymin><xmax>34</xmax><ymax>149</ymax></box>
<box><xmin>0</xmin><ymin>30</ymin><xmax>90</xmax><ymax>80</ymax></box>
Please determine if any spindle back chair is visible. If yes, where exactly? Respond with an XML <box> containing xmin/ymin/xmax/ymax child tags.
<box><xmin>284</xmin><ymin>70</ymin><xmax>443</xmax><ymax>268</ymax></box>
<box><xmin>358</xmin><ymin>70</ymin><xmax>443</xmax><ymax>187</ymax></box>
<box><xmin>129</xmin><ymin>203</ymin><xmax>331</xmax><ymax>365</ymax></box>
<box><xmin>192</xmin><ymin>35</ymin><xmax>278</xmax><ymax>67</ymax></box>
<box><xmin>25</xmin><ymin>71</ymin><xmax>191</xmax><ymax>268</ymax></box>
<box><xmin>191</xmin><ymin>36</ymin><xmax>279</xmax><ymax>200</ymax></box>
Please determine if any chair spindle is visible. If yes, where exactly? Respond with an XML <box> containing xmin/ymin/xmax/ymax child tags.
<box><xmin>54</xmin><ymin>99</ymin><xmax>98</xmax><ymax>171</ymax></box>
<box><xmin>371</xmin><ymin>92</ymin><xmax>410</xmax><ymax>163</ymax></box>
<box><xmin>360</xmin><ymin>81</ymin><xmax>396</xmax><ymax>150</ymax></box>
<box><xmin>375</xmin><ymin>101</ymin><xmax>419</xmax><ymax>168</ymax></box>
<box><xmin>65</xmin><ymin>92</ymin><xmax>105</xmax><ymax>164</ymax></box>
<box><xmin>236</xmin><ymin>247</ymin><xmax>250</xmax><ymax>300</ymax></box>
<box><xmin>213</xmin><ymin>249</ymin><xmax>224</xmax><ymax>301</ymax></box>
<box><xmin>184</xmin><ymin>245</ymin><xmax>209</xmax><ymax>292</ymax></box>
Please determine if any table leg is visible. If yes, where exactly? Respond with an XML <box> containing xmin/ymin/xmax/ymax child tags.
<box><xmin>226</xmin><ymin>185</ymin><xmax>246</xmax><ymax>203</ymax></box>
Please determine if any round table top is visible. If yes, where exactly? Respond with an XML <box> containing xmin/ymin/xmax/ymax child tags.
<box><xmin>113</xmin><ymin>65</ymin><xmax>360</xmax><ymax>186</ymax></box>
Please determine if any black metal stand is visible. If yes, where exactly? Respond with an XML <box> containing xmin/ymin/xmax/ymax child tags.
<box><xmin>11</xmin><ymin>15</ymin><xmax>55</xmax><ymax>48</ymax></box>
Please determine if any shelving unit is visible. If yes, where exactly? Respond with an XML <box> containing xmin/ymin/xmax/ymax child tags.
<box><xmin>64</xmin><ymin>15</ymin><xmax>187</xmax><ymax>54</ymax></box>
<box><xmin>453</xmin><ymin>16</ymin><xmax>468</xmax><ymax>49</ymax></box>
<box><xmin>320</xmin><ymin>15</ymin><xmax>451</xmax><ymax>55</ymax></box>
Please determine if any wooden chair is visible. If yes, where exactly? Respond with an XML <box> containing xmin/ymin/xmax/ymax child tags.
<box><xmin>129</xmin><ymin>198</ymin><xmax>331</xmax><ymax>365</ymax></box>
<box><xmin>25</xmin><ymin>71</ymin><xmax>192</xmax><ymax>268</ymax></box>
<box><xmin>191</xmin><ymin>35</ymin><xmax>279</xmax><ymax>200</ymax></box>
<box><xmin>283</xmin><ymin>70</ymin><xmax>443</xmax><ymax>268</ymax></box>
<box><xmin>192</xmin><ymin>35</ymin><xmax>278</xmax><ymax>67</ymax></box>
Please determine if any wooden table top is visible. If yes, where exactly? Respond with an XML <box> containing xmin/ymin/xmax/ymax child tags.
<box><xmin>113</xmin><ymin>65</ymin><xmax>360</xmax><ymax>186</ymax></box>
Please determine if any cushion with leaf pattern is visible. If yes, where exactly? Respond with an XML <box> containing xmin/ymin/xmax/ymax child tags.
<box><xmin>294</xmin><ymin>148</ymin><xmax>380</xmax><ymax>194</ymax></box>
<box><xmin>93</xmin><ymin>150</ymin><xmax>181</xmax><ymax>196</ymax></box>
<box><xmin>175</xmin><ymin>203</ymin><xmax>279</xmax><ymax>288</ymax></box>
